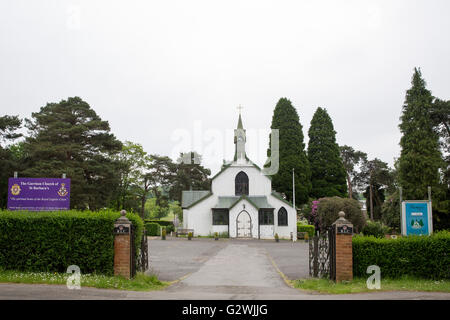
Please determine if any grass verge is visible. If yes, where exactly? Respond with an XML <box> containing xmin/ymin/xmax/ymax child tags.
<box><xmin>0</xmin><ymin>269</ymin><xmax>169</xmax><ymax>291</ymax></box>
<box><xmin>292</xmin><ymin>276</ymin><xmax>450</xmax><ymax>294</ymax></box>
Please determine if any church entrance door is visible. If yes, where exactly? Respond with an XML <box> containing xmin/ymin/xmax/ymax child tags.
<box><xmin>237</xmin><ymin>211</ymin><xmax>252</xmax><ymax>238</ymax></box>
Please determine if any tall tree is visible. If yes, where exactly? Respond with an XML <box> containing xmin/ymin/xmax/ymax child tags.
<box><xmin>266</xmin><ymin>98</ymin><xmax>311</xmax><ymax>204</ymax></box>
<box><xmin>112</xmin><ymin>141</ymin><xmax>148</xmax><ymax>212</ymax></box>
<box><xmin>357</xmin><ymin>158</ymin><xmax>394</xmax><ymax>220</ymax></box>
<box><xmin>307</xmin><ymin>107</ymin><xmax>347</xmax><ymax>198</ymax></box>
<box><xmin>0</xmin><ymin>115</ymin><xmax>22</xmax><ymax>208</ymax></box>
<box><xmin>22</xmin><ymin>97</ymin><xmax>122</xmax><ymax>210</ymax></box>
<box><xmin>169</xmin><ymin>152</ymin><xmax>211</xmax><ymax>203</ymax></box>
<box><xmin>339</xmin><ymin>145</ymin><xmax>367</xmax><ymax>199</ymax></box>
<box><xmin>398</xmin><ymin>68</ymin><xmax>444</xmax><ymax>201</ymax></box>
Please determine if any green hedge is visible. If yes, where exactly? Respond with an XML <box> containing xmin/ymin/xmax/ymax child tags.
<box><xmin>145</xmin><ymin>222</ymin><xmax>160</xmax><ymax>236</ymax></box>
<box><xmin>145</xmin><ymin>220</ymin><xmax>174</xmax><ymax>233</ymax></box>
<box><xmin>353</xmin><ymin>231</ymin><xmax>450</xmax><ymax>279</ymax></box>
<box><xmin>0</xmin><ymin>209</ymin><xmax>143</xmax><ymax>275</ymax></box>
<box><xmin>297</xmin><ymin>223</ymin><xmax>315</xmax><ymax>238</ymax></box>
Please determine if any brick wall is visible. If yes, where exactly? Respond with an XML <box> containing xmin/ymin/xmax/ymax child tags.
<box><xmin>114</xmin><ymin>234</ymin><xmax>131</xmax><ymax>278</ymax></box>
<box><xmin>335</xmin><ymin>233</ymin><xmax>353</xmax><ymax>282</ymax></box>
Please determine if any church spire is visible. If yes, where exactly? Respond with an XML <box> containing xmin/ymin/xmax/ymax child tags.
<box><xmin>234</xmin><ymin>105</ymin><xmax>246</xmax><ymax>162</ymax></box>
<box><xmin>237</xmin><ymin>104</ymin><xmax>244</xmax><ymax>129</ymax></box>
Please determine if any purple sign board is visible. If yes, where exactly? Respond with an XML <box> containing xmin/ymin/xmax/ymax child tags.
<box><xmin>7</xmin><ymin>178</ymin><xmax>71</xmax><ymax>211</ymax></box>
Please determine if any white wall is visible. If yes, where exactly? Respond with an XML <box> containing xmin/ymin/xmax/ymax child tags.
<box><xmin>212</xmin><ymin>163</ymin><xmax>272</xmax><ymax>197</ymax></box>
<box><xmin>183</xmin><ymin>194</ymin><xmax>217</xmax><ymax>236</ymax></box>
<box><xmin>268</xmin><ymin>194</ymin><xmax>297</xmax><ymax>240</ymax></box>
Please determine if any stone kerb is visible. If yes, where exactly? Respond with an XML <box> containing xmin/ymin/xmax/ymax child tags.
<box><xmin>332</xmin><ymin>211</ymin><xmax>353</xmax><ymax>282</ymax></box>
<box><xmin>114</xmin><ymin>210</ymin><xmax>132</xmax><ymax>279</ymax></box>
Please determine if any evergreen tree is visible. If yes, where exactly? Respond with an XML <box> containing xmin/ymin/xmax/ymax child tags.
<box><xmin>307</xmin><ymin>107</ymin><xmax>347</xmax><ymax>198</ymax></box>
<box><xmin>398</xmin><ymin>68</ymin><xmax>444</xmax><ymax>201</ymax></box>
<box><xmin>266</xmin><ymin>98</ymin><xmax>311</xmax><ymax>205</ymax></box>
<box><xmin>22</xmin><ymin>97</ymin><xmax>123</xmax><ymax>210</ymax></box>
<box><xmin>169</xmin><ymin>152</ymin><xmax>211</xmax><ymax>203</ymax></box>
<box><xmin>0</xmin><ymin>115</ymin><xmax>22</xmax><ymax>208</ymax></box>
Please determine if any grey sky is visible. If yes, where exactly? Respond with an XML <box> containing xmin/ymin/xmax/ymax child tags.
<box><xmin>1</xmin><ymin>0</ymin><xmax>449</xmax><ymax>175</ymax></box>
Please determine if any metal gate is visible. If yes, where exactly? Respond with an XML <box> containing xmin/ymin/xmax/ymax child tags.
<box><xmin>130</xmin><ymin>226</ymin><xmax>149</xmax><ymax>277</ymax></box>
<box><xmin>309</xmin><ymin>227</ymin><xmax>336</xmax><ymax>279</ymax></box>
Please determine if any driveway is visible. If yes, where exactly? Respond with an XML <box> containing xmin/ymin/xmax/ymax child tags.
<box><xmin>0</xmin><ymin>237</ymin><xmax>449</xmax><ymax>300</ymax></box>
<box><xmin>147</xmin><ymin>237</ymin><xmax>309</xmax><ymax>282</ymax></box>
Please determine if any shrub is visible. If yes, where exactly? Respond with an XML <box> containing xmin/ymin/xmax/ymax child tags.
<box><xmin>0</xmin><ymin>209</ymin><xmax>144</xmax><ymax>275</ymax></box>
<box><xmin>362</xmin><ymin>220</ymin><xmax>390</xmax><ymax>238</ymax></box>
<box><xmin>316</xmin><ymin>197</ymin><xmax>366</xmax><ymax>233</ymax></box>
<box><xmin>145</xmin><ymin>222</ymin><xmax>160</xmax><ymax>236</ymax></box>
<box><xmin>145</xmin><ymin>220</ymin><xmax>174</xmax><ymax>233</ymax></box>
<box><xmin>161</xmin><ymin>228</ymin><xmax>166</xmax><ymax>240</ymax></box>
<box><xmin>353</xmin><ymin>231</ymin><xmax>450</xmax><ymax>279</ymax></box>
<box><xmin>297</xmin><ymin>223</ymin><xmax>315</xmax><ymax>238</ymax></box>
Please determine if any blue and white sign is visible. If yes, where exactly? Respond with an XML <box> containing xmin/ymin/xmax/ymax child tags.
<box><xmin>401</xmin><ymin>201</ymin><xmax>433</xmax><ymax>236</ymax></box>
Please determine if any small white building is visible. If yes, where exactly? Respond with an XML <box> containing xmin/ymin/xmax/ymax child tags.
<box><xmin>181</xmin><ymin>113</ymin><xmax>297</xmax><ymax>240</ymax></box>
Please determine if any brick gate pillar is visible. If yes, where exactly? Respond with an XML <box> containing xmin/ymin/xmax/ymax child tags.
<box><xmin>332</xmin><ymin>211</ymin><xmax>353</xmax><ymax>282</ymax></box>
<box><xmin>114</xmin><ymin>210</ymin><xmax>132</xmax><ymax>279</ymax></box>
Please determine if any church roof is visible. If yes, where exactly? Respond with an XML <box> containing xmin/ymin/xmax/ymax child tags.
<box><xmin>182</xmin><ymin>190</ymin><xmax>211</xmax><ymax>208</ymax></box>
<box><xmin>214</xmin><ymin>195</ymin><xmax>273</xmax><ymax>210</ymax></box>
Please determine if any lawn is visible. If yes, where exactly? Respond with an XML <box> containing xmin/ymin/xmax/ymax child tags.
<box><xmin>292</xmin><ymin>276</ymin><xmax>450</xmax><ymax>294</ymax></box>
<box><xmin>0</xmin><ymin>269</ymin><xmax>169</xmax><ymax>291</ymax></box>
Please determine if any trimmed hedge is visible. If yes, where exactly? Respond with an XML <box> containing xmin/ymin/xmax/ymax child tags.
<box><xmin>145</xmin><ymin>222</ymin><xmax>160</xmax><ymax>236</ymax></box>
<box><xmin>297</xmin><ymin>223</ymin><xmax>315</xmax><ymax>238</ymax></box>
<box><xmin>353</xmin><ymin>231</ymin><xmax>450</xmax><ymax>279</ymax></box>
<box><xmin>145</xmin><ymin>220</ymin><xmax>174</xmax><ymax>233</ymax></box>
<box><xmin>0</xmin><ymin>209</ymin><xmax>144</xmax><ymax>275</ymax></box>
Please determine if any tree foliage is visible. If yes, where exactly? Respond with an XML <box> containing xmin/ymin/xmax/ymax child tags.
<box><xmin>307</xmin><ymin>107</ymin><xmax>347</xmax><ymax>198</ymax></box>
<box><xmin>21</xmin><ymin>97</ymin><xmax>123</xmax><ymax>210</ymax></box>
<box><xmin>0</xmin><ymin>115</ymin><xmax>22</xmax><ymax>208</ymax></box>
<box><xmin>267</xmin><ymin>98</ymin><xmax>311</xmax><ymax>204</ymax></box>
<box><xmin>398</xmin><ymin>68</ymin><xmax>444</xmax><ymax>200</ymax></box>
<box><xmin>169</xmin><ymin>152</ymin><xmax>211</xmax><ymax>203</ymax></box>
<box><xmin>339</xmin><ymin>145</ymin><xmax>367</xmax><ymax>199</ymax></box>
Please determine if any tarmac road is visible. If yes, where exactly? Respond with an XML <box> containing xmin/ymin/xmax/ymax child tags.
<box><xmin>0</xmin><ymin>238</ymin><xmax>449</xmax><ymax>300</ymax></box>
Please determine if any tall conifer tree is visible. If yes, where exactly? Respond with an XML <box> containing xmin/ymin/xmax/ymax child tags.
<box><xmin>307</xmin><ymin>107</ymin><xmax>347</xmax><ymax>198</ymax></box>
<box><xmin>267</xmin><ymin>98</ymin><xmax>311</xmax><ymax>205</ymax></box>
<box><xmin>398</xmin><ymin>68</ymin><xmax>443</xmax><ymax>200</ymax></box>
<box><xmin>22</xmin><ymin>97</ymin><xmax>123</xmax><ymax>210</ymax></box>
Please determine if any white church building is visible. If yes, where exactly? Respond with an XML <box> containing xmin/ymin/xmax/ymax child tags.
<box><xmin>181</xmin><ymin>113</ymin><xmax>298</xmax><ymax>240</ymax></box>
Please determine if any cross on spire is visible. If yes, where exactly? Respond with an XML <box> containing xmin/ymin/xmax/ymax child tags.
<box><xmin>237</xmin><ymin>104</ymin><xmax>244</xmax><ymax>114</ymax></box>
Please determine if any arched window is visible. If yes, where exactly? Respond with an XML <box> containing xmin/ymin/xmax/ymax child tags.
<box><xmin>278</xmin><ymin>207</ymin><xmax>288</xmax><ymax>226</ymax></box>
<box><xmin>235</xmin><ymin>171</ymin><xmax>249</xmax><ymax>196</ymax></box>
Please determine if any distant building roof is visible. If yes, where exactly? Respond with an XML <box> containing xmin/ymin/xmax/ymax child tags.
<box><xmin>182</xmin><ymin>190</ymin><xmax>211</xmax><ymax>208</ymax></box>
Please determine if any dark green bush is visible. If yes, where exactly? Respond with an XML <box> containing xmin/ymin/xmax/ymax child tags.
<box><xmin>362</xmin><ymin>220</ymin><xmax>390</xmax><ymax>238</ymax></box>
<box><xmin>353</xmin><ymin>231</ymin><xmax>450</xmax><ymax>279</ymax></box>
<box><xmin>145</xmin><ymin>222</ymin><xmax>160</xmax><ymax>236</ymax></box>
<box><xmin>316</xmin><ymin>197</ymin><xmax>366</xmax><ymax>233</ymax></box>
<box><xmin>0</xmin><ymin>209</ymin><xmax>143</xmax><ymax>275</ymax></box>
<box><xmin>145</xmin><ymin>220</ymin><xmax>174</xmax><ymax>228</ymax></box>
<box><xmin>297</xmin><ymin>223</ymin><xmax>315</xmax><ymax>238</ymax></box>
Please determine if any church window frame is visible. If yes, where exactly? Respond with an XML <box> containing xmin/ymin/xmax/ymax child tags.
<box><xmin>258</xmin><ymin>209</ymin><xmax>274</xmax><ymax>225</ymax></box>
<box><xmin>212</xmin><ymin>209</ymin><xmax>229</xmax><ymax>225</ymax></box>
<box><xmin>235</xmin><ymin>171</ymin><xmax>249</xmax><ymax>196</ymax></box>
<box><xmin>277</xmin><ymin>207</ymin><xmax>288</xmax><ymax>226</ymax></box>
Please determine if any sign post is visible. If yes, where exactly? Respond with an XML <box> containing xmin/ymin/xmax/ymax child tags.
<box><xmin>401</xmin><ymin>200</ymin><xmax>433</xmax><ymax>236</ymax></box>
<box><xmin>7</xmin><ymin>177</ymin><xmax>71</xmax><ymax>211</ymax></box>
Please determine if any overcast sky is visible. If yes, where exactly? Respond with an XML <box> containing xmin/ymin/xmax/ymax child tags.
<box><xmin>1</xmin><ymin>0</ymin><xmax>449</xmax><ymax>175</ymax></box>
